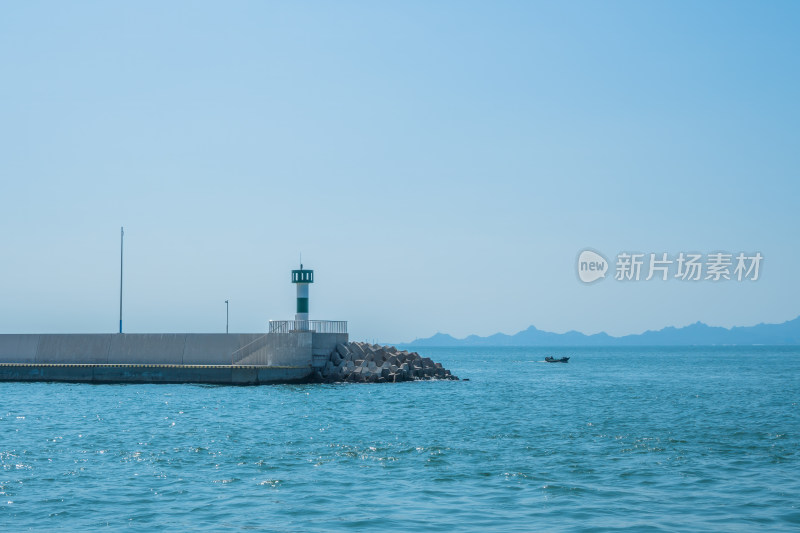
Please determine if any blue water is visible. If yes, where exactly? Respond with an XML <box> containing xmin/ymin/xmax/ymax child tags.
<box><xmin>1</xmin><ymin>346</ymin><xmax>799</xmax><ymax>531</ymax></box>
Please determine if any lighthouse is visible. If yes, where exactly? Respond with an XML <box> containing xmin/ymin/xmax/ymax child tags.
<box><xmin>291</xmin><ymin>264</ymin><xmax>314</xmax><ymax>327</ymax></box>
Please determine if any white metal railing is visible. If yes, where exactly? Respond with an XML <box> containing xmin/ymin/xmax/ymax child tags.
<box><xmin>268</xmin><ymin>320</ymin><xmax>348</xmax><ymax>334</ymax></box>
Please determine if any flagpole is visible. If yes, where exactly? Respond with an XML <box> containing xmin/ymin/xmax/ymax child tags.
<box><xmin>119</xmin><ymin>226</ymin><xmax>124</xmax><ymax>334</ymax></box>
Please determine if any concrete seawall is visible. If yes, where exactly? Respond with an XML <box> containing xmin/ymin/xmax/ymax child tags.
<box><xmin>0</xmin><ymin>363</ymin><xmax>311</xmax><ymax>385</ymax></box>
<box><xmin>0</xmin><ymin>332</ymin><xmax>347</xmax><ymax>384</ymax></box>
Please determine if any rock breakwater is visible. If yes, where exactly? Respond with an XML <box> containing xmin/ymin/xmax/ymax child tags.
<box><xmin>316</xmin><ymin>342</ymin><xmax>458</xmax><ymax>383</ymax></box>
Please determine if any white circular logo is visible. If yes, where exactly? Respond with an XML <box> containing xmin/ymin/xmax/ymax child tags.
<box><xmin>577</xmin><ymin>249</ymin><xmax>608</xmax><ymax>283</ymax></box>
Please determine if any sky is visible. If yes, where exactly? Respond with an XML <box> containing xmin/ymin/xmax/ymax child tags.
<box><xmin>1</xmin><ymin>2</ymin><xmax>798</xmax><ymax>342</ymax></box>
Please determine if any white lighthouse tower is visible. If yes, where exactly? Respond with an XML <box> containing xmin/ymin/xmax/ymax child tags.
<box><xmin>291</xmin><ymin>264</ymin><xmax>314</xmax><ymax>328</ymax></box>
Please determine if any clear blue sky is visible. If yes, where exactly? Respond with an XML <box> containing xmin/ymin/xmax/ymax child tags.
<box><xmin>1</xmin><ymin>2</ymin><xmax>798</xmax><ymax>342</ymax></box>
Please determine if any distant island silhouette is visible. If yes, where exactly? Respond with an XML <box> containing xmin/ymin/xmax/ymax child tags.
<box><xmin>402</xmin><ymin>316</ymin><xmax>800</xmax><ymax>346</ymax></box>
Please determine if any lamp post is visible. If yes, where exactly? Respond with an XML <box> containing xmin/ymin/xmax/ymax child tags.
<box><xmin>119</xmin><ymin>226</ymin><xmax>124</xmax><ymax>334</ymax></box>
<box><xmin>225</xmin><ymin>300</ymin><xmax>229</xmax><ymax>334</ymax></box>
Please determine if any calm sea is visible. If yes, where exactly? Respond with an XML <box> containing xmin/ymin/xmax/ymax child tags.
<box><xmin>1</xmin><ymin>346</ymin><xmax>798</xmax><ymax>531</ymax></box>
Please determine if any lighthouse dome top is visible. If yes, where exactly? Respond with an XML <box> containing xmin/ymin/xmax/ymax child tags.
<box><xmin>291</xmin><ymin>265</ymin><xmax>314</xmax><ymax>283</ymax></box>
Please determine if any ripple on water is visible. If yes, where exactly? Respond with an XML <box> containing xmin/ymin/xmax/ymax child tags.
<box><xmin>0</xmin><ymin>347</ymin><xmax>799</xmax><ymax>531</ymax></box>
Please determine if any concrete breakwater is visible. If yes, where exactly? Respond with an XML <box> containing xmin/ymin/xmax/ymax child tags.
<box><xmin>0</xmin><ymin>335</ymin><xmax>458</xmax><ymax>384</ymax></box>
<box><xmin>0</xmin><ymin>332</ymin><xmax>345</xmax><ymax>384</ymax></box>
<box><xmin>316</xmin><ymin>341</ymin><xmax>458</xmax><ymax>383</ymax></box>
<box><xmin>0</xmin><ymin>363</ymin><xmax>311</xmax><ymax>385</ymax></box>
<box><xmin>0</xmin><ymin>333</ymin><xmax>324</xmax><ymax>366</ymax></box>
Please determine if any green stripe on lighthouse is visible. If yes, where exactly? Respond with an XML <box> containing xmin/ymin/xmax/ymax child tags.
<box><xmin>296</xmin><ymin>298</ymin><xmax>309</xmax><ymax>313</ymax></box>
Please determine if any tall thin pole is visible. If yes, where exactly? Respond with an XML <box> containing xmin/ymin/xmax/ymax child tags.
<box><xmin>225</xmin><ymin>300</ymin><xmax>229</xmax><ymax>334</ymax></box>
<box><xmin>119</xmin><ymin>227</ymin><xmax>124</xmax><ymax>334</ymax></box>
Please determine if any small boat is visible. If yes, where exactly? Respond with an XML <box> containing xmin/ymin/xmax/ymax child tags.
<box><xmin>544</xmin><ymin>356</ymin><xmax>570</xmax><ymax>363</ymax></box>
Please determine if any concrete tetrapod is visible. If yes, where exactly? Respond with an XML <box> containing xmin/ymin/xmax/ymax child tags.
<box><xmin>315</xmin><ymin>341</ymin><xmax>459</xmax><ymax>383</ymax></box>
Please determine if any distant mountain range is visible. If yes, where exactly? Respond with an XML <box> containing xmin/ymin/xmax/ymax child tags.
<box><xmin>402</xmin><ymin>316</ymin><xmax>800</xmax><ymax>346</ymax></box>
